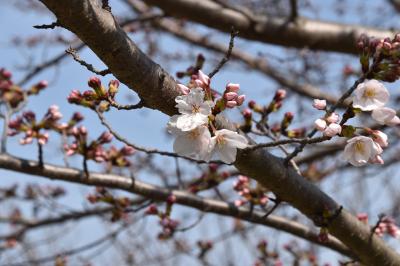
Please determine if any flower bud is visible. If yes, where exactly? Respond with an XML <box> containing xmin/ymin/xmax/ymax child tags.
<box><xmin>323</xmin><ymin>123</ymin><xmax>341</xmax><ymax>137</ymax></box>
<box><xmin>312</xmin><ymin>99</ymin><xmax>327</xmax><ymax>110</ymax></box>
<box><xmin>226</xmin><ymin>83</ymin><xmax>240</xmax><ymax>93</ymax></box>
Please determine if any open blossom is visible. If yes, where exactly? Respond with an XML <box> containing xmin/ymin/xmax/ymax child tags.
<box><xmin>312</xmin><ymin>99</ymin><xmax>326</xmax><ymax>110</ymax></box>
<box><xmin>352</xmin><ymin>79</ymin><xmax>389</xmax><ymax>111</ymax></box>
<box><xmin>371</xmin><ymin>107</ymin><xmax>400</xmax><ymax>126</ymax></box>
<box><xmin>169</xmin><ymin>115</ymin><xmax>211</xmax><ymax>160</ymax></box>
<box><xmin>343</xmin><ymin>136</ymin><xmax>382</xmax><ymax>166</ymax></box>
<box><xmin>209</xmin><ymin>129</ymin><xmax>248</xmax><ymax>164</ymax></box>
<box><xmin>323</xmin><ymin>123</ymin><xmax>342</xmax><ymax>137</ymax></box>
<box><xmin>174</xmin><ymin>87</ymin><xmax>214</xmax><ymax>131</ymax></box>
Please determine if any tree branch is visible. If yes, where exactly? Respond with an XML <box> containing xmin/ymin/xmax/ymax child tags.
<box><xmin>145</xmin><ymin>0</ymin><xmax>395</xmax><ymax>55</ymax></box>
<box><xmin>0</xmin><ymin>153</ymin><xmax>352</xmax><ymax>257</ymax></box>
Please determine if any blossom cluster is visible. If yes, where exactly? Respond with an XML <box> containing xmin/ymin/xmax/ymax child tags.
<box><xmin>188</xmin><ymin>163</ymin><xmax>231</xmax><ymax>193</ymax></box>
<box><xmin>87</xmin><ymin>187</ymin><xmax>131</xmax><ymax>222</ymax></box>
<box><xmin>168</xmin><ymin>70</ymin><xmax>248</xmax><ymax>163</ymax></box>
<box><xmin>233</xmin><ymin>175</ymin><xmax>269</xmax><ymax>207</ymax></box>
<box><xmin>313</xmin><ymin>79</ymin><xmax>399</xmax><ymax>166</ymax></box>
<box><xmin>9</xmin><ymin>105</ymin><xmax>135</xmax><ymax>169</ymax></box>
<box><xmin>8</xmin><ymin>105</ymin><xmax>64</xmax><ymax>145</ymax></box>
<box><xmin>145</xmin><ymin>195</ymin><xmax>180</xmax><ymax>240</ymax></box>
<box><xmin>357</xmin><ymin>213</ymin><xmax>400</xmax><ymax>239</ymax></box>
<box><xmin>68</xmin><ymin>77</ymin><xmax>120</xmax><ymax>111</ymax></box>
<box><xmin>0</xmin><ymin>68</ymin><xmax>47</xmax><ymax>108</ymax></box>
<box><xmin>245</xmin><ymin>89</ymin><xmax>306</xmax><ymax>138</ymax></box>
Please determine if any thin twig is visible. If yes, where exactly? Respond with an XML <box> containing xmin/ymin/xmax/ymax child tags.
<box><xmin>108</xmin><ymin>98</ymin><xmax>144</xmax><ymax>110</ymax></box>
<box><xmin>288</xmin><ymin>0</ymin><xmax>298</xmax><ymax>22</ymax></box>
<box><xmin>246</xmin><ymin>136</ymin><xmax>330</xmax><ymax>151</ymax></box>
<box><xmin>66</xmin><ymin>47</ymin><xmax>111</xmax><ymax>76</ymax></box>
<box><xmin>208</xmin><ymin>27</ymin><xmax>238</xmax><ymax>79</ymax></box>
<box><xmin>33</xmin><ymin>21</ymin><xmax>61</xmax><ymax>29</ymax></box>
<box><xmin>37</xmin><ymin>141</ymin><xmax>43</xmax><ymax>168</ymax></box>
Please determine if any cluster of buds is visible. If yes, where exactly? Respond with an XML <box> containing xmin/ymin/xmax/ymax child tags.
<box><xmin>8</xmin><ymin>105</ymin><xmax>63</xmax><ymax>145</ymax></box>
<box><xmin>357</xmin><ymin>34</ymin><xmax>400</xmax><ymax>82</ymax></box>
<box><xmin>188</xmin><ymin>164</ymin><xmax>231</xmax><ymax>193</ymax></box>
<box><xmin>314</xmin><ymin>109</ymin><xmax>342</xmax><ymax>138</ymax></box>
<box><xmin>176</xmin><ymin>54</ymin><xmax>205</xmax><ymax>78</ymax></box>
<box><xmin>24</xmin><ymin>184</ymin><xmax>65</xmax><ymax>199</ymax></box>
<box><xmin>233</xmin><ymin>175</ymin><xmax>269</xmax><ymax>207</ymax></box>
<box><xmin>249</xmin><ymin>89</ymin><xmax>286</xmax><ymax>117</ymax></box>
<box><xmin>247</xmin><ymin>89</ymin><xmax>305</xmax><ymax>138</ymax></box>
<box><xmin>145</xmin><ymin>195</ymin><xmax>180</xmax><ymax>240</ymax></box>
<box><xmin>64</xmin><ymin>128</ymin><xmax>113</xmax><ymax>162</ymax></box>
<box><xmin>67</xmin><ymin>77</ymin><xmax>120</xmax><ymax>111</ymax></box>
<box><xmin>87</xmin><ymin>187</ymin><xmax>131</xmax><ymax>222</ymax></box>
<box><xmin>213</xmin><ymin>83</ymin><xmax>245</xmax><ymax>113</ymax></box>
<box><xmin>357</xmin><ymin>213</ymin><xmax>400</xmax><ymax>239</ymax></box>
<box><xmin>0</xmin><ymin>68</ymin><xmax>47</xmax><ymax>108</ymax></box>
<box><xmin>102</xmin><ymin>145</ymin><xmax>135</xmax><ymax>170</ymax></box>
<box><xmin>283</xmin><ymin>242</ymin><xmax>318</xmax><ymax>266</ymax></box>
<box><xmin>254</xmin><ymin>240</ymin><xmax>282</xmax><ymax>266</ymax></box>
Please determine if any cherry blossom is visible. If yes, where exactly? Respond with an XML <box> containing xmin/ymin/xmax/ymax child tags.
<box><xmin>312</xmin><ymin>99</ymin><xmax>326</xmax><ymax>110</ymax></box>
<box><xmin>174</xmin><ymin>87</ymin><xmax>214</xmax><ymax>131</ymax></box>
<box><xmin>352</xmin><ymin>79</ymin><xmax>389</xmax><ymax>111</ymax></box>
<box><xmin>343</xmin><ymin>136</ymin><xmax>382</xmax><ymax>166</ymax></box>
<box><xmin>170</xmin><ymin>122</ymin><xmax>212</xmax><ymax>161</ymax></box>
<box><xmin>209</xmin><ymin>129</ymin><xmax>248</xmax><ymax>164</ymax></box>
<box><xmin>371</xmin><ymin>107</ymin><xmax>400</xmax><ymax>126</ymax></box>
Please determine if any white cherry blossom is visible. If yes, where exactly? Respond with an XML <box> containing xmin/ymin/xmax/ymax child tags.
<box><xmin>343</xmin><ymin>136</ymin><xmax>382</xmax><ymax>166</ymax></box>
<box><xmin>371</xmin><ymin>107</ymin><xmax>400</xmax><ymax>126</ymax></box>
<box><xmin>352</xmin><ymin>79</ymin><xmax>389</xmax><ymax>111</ymax></box>
<box><xmin>210</xmin><ymin>129</ymin><xmax>248</xmax><ymax>163</ymax></box>
<box><xmin>171</xmin><ymin>124</ymin><xmax>212</xmax><ymax>161</ymax></box>
<box><xmin>174</xmin><ymin>88</ymin><xmax>214</xmax><ymax>131</ymax></box>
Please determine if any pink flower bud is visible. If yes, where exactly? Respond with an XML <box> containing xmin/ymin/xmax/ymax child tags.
<box><xmin>224</xmin><ymin>91</ymin><xmax>238</xmax><ymax>101</ymax></box>
<box><xmin>226</xmin><ymin>83</ymin><xmax>240</xmax><ymax>93</ymax></box>
<box><xmin>312</xmin><ymin>99</ymin><xmax>327</xmax><ymax>110</ymax></box>
<box><xmin>177</xmin><ymin>84</ymin><xmax>190</xmax><ymax>95</ymax></box>
<box><xmin>236</xmin><ymin>95</ymin><xmax>245</xmax><ymax>106</ymax></box>
<box><xmin>242</xmin><ymin>108</ymin><xmax>252</xmax><ymax>119</ymax></box>
<box><xmin>369</xmin><ymin>155</ymin><xmax>384</xmax><ymax>164</ymax></box>
<box><xmin>326</xmin><ymin>112</ymin><xmax>340</xmax><ymax>123</ymax></box>
<box><xmin>323</xmin><ymin>123</ymin><xmax>341</xmax><ymax>137</ymax></box>
<box><xmin>274</xmin><ymin>89</ymin><xmax>286</xmax><ymax>101</ymax></box>
<box><xmin>121</xmin><ymin>145</ymin><xmax>135</xmax><ymax>155</ymax></box>
<box><xmin>72</xmin><ymin>112</ymin><xmax>84</xmax><ymax>122</ymax></box>
<box><xmin>226</xmin><ymin>101</ymin><xmax>237</xmax><ymax>108</ymax></box>
<box><xmin>371</xmin><ymin>130</ymin><xmax>388</xmax><ymax>148</ymax></box>
<box><xmin>98</xmin><ymin>131</ymin><xmax>113</xmax><ymax>143</ymax></box>
<box><xmin>88</xmin><ymin>76</ymin><xmax>101</xmax><ymax>89</ymax></box>
<box><xmin>197</xmin><ymin>70</ymin><xmax>210</xmax><ymax>87</ymax></box>
<box><xmin>314</xmin><ymin>118</ymin><xmax>326</xmax><ymax>131</ymax></box>
<box><xmin>67</xmin><ymin>90</ymin><xmax>82</xmax><ymax>103</ymax></box>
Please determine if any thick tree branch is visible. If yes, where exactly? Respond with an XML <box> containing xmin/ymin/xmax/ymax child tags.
<box><xmin>0</xmin><ymin>153</ymin><xmax>351</xmax><ymax>257</ymax></box>
<box><xmin>34</xmin><ymin>1</ymin><xmax>400</xmax><ymax>264</ymax></box>
<box><xmin>145</xmin><ymin>0</ymin><xmax>395</xmax><ymax>55</ymax></box>
<box><xmin>124</xmin><ymin>0</ymin><xmax>342</xmax><ymax>104</ymax></box>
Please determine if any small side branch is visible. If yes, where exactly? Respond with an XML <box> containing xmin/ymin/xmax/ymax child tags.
<box><xmin>33</xmin><ymin>21</ymin><xmax>61</xmax><ymax>29</ymax></box>
<box><xmin>66</xmin><ymin>47</ymin><xmax>111</xmax><ymax>76</ymax></box>
<box><xmin>208</xmin><ymin>27</ymin><xmax>238</xmax><ymax>79</ymax></box>
<box><xmin>288</xmin><ymin>0</ymin><xmax>298</xmax><ymax>22</ymax></box>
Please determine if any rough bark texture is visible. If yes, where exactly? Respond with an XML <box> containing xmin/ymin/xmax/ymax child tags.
<box><xmin>18</xmin><ymin>0</ymin><xmax>400</xmax><ymax>264</ymax></box>
<box><xmin>146</xmin><ymin>0</ymin><xmax>395</xmax><ymax>54</ymax></box>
